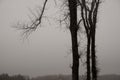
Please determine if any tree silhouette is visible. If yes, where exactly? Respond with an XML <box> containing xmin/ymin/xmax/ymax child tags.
<box><xmin>14</xmin><ymin>0</ymin><xmax>100</xmax><ymax>80</ymax></box>
<box><xmin>68</xmin><ymin>0</ymin><xmax>80</xmax><ymax>80</ymax></box>
<box><xmin>79</xmin><ymin>0</ymin><xmax>100</xmax><ymax>80</ymax></box>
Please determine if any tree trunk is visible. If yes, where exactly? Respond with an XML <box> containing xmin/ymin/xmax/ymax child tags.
<box><xmin>87</xmin><ymin>35</ymin><xmax>91</xmax><ymax>80</ymax></box>
<box><xmin>68</xmin><ymin>0</ymin><xmax>79</xmax><ymax>80</ymax></box>
<box><xmin>91</xmin><ymin>27</ymin><xmax>97</xmax><ymax>80</ymax></box>
<box><xmin>71</xmin><ymin>31</ymin><xmax>79</xmax><ymax>80</ymax></box>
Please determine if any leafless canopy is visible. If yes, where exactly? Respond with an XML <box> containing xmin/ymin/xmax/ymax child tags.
<box><xmin>78</xmin><ymin>0</ymin><xmax>100</xmax><ymax>35</ymax></box>
<box><xmin>14</xmin><ymin>0</ymin><xmax>48</xmax><ymax>38</ymax></box>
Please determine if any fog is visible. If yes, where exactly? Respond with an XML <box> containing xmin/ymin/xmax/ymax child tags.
<box><xmin>0</xmin><ymin>0</ymin><xmax>120</xmax><ymax>77</ymax></box>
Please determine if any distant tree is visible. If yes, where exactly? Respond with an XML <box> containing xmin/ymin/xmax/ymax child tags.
<box><xmin>0</xmin><ymin>73</ymin><xmax>9</xmax><ymax>80</ymax></box>
<box><xmin>14</xmin><ymin>0</ymin><xmax>101</xmax><ymax>80</ymax></box>
<box><xmin>12</xmin><ymin>74</ymin><xmax>27</xmax><ymax>80</ymax></box>
<box><xmin>0</xmin><ymin>73</ymin><xmax>29</xmax><ymax>80</ymax></box>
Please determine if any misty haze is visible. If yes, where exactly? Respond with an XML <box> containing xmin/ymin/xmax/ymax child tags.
<box><xmin>0</xmin><ymin>0</ymin><xmax>120</xmax><ymax>80</ymax></box>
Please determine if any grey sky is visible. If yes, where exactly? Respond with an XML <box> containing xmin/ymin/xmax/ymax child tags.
<box><xmin>0</xmin><ymin>0</ymin><xmax>120</xmax><ymax>77</ymax></box>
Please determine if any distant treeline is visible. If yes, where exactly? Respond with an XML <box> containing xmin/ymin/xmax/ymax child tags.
<box><xmin>31</xmin><ymin>75</ymin><xmax>72</xmax><ymax>80</ymax></box>
<box><xmin>0</xmin><ymin>73</ymin><xmax>120</xmax><ymax>80</ymax></box>
<box><xmin>0</xmin><ymin>73</ymin><xmax>30</xmax><ymax>80</ymax></box>
<box><xmin>31</xmin><ymin>74</ymin><xmax>120</xmax><ymax>80</ymax></box>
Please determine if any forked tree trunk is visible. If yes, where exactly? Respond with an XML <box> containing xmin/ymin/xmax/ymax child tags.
<box><xmin>68</xmin><ymin>0</ymin><xmax>79</xmax><ymax>80</ymax></box>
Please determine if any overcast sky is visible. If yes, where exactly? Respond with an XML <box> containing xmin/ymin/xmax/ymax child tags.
<box><xmin>0</xmin><ymin>0</ymin><xmax>120</xmax><ymax>77</ymax></box>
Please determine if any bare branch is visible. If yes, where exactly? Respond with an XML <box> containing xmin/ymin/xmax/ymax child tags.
<box><xmin>77</xmin><ymin>19</ymin><xmax>82</xmax><ymax>26</ymax></box>
<box><xmin>77</xmin><ymin>0</ymin><xmax>90</xmax><ymax>11</ymax></box>
<box><xmin>14</xmin><ymin>0</ymin><xmax>48</xmax><ymax>38</ymax></box>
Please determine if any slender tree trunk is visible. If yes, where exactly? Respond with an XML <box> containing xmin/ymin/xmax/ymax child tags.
<box><xmin>68</xmin><ymin>0</ymin><xmax>79</xmax><ymax>80</ymax></box>
<box><xmin>87</xmin><ymin>35</ymin><xmax>91</xmax><ymax>80</ymax></box>
<box><xmin>91</xmin><ymin>27</ymin><xmax>97</xmax><ymax>80</ymax></box>
<box><xmin>70</xmin><ymin>31</ymin><xmax>79</xmax><ymax>80</ymax></box>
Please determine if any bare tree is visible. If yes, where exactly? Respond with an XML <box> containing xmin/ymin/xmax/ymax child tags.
<box><xmin>14</xmin><ymin>0</ymin><xmax>101</xmax><ymax>80</ymax></box>
<box><xmin>68</xmin><ymin>0</ymin><xmax>80</xmax><ymax>80</ymax></box>
<box><xmin>79</xmin><ymin>0</ymin><xmax>100</xmax><ymax>80</ymax></box>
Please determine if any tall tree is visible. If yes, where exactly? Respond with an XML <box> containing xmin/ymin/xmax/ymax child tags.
<box><xmin>14</xmin><ymin>0</ymin><xmax>100</xmax><ymax>80</ymax></box>
<box><xmin>79</xmin><ymin>0</ymin><xmax>100</xmax><ymax>80</ymax></box>
<box><xmin>68</xmin><ymin>0</ymin><xmax>79</xmax><ymax>80</ymax></box>
<box><xmin>15</xmin><ymin>0</ymin><xmax>81</xmax><ymax>80</ymax></box>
